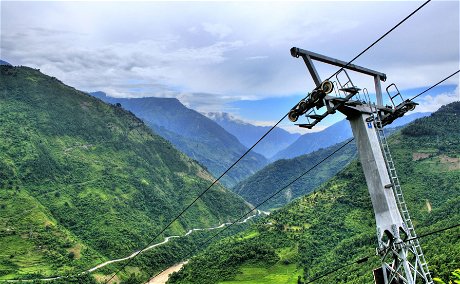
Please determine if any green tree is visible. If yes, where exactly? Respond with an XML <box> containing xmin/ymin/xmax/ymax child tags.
<box><xmin>434</xmin><ymin>269</ymin><xmax>460</xmax><ymax>284</ymax></box>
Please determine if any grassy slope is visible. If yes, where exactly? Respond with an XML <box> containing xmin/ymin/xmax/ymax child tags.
<box><xmin>168</xmin><ymin>102</ymin><xmax>460</xmax><ymax>283</ymax></box>
<box><xmin>0</xmin><ymin>66</ymin><xmax>251</xmax><ymax>281</ymax></box>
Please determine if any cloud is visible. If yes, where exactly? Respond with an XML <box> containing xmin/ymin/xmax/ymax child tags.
<box><xmin>1</xmin><ymin>1</ymin><xmax>458</xmax><ymax>122</ymax></box>
<box><xmin>202</xmin><ymin>23</ymin><xmax>232</xmax><ymax>39</ymax></box>
<box><xmin>2</xmin><ymin>26</ymin><xmax>244</xmax><ymax>97</ymax></box>
<box><xmin>415</xmin><ymin>86</ymin><xmax>460</xmax><ymax>113</ymax></box>
<box><xmin>177</xmin><ymin>92</ymin><xmax>236</xmax><ymax>113</ymax></box>
<box><xmin>245</xmin><ymin>56</ymin><xmax>268</xmax><ymax>60</ymax></box>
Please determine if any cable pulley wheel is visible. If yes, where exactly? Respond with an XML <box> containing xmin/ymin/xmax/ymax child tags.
<box><xmin>288</xmin><ymin>110</ymin><xmax>299</xmax><ymax>122</ymax></box>
<box><xmin>298</xmin><ymin>101</ymin><xmax>308</xmax><ymax>112</ymax></box>
<box><xmin>321</xmin><ymin>80</ymin><xmax>334</xmax><ymax>94</ymax></box>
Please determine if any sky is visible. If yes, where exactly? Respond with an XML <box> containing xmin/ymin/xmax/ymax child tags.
<box><xmin>1</xmin><ymin>0</ymin><xmax>459</xmax><ymax>133</ymax></box>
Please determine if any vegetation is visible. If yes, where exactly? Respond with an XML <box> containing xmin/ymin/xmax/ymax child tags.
<box><xmin>0</xmin><ymin>65</ymin><xmax>252</xmax><ymax>282</ymax></box>
<box><xmin>232</xmin><ymin>140</ymin><xmax>357</xmax><ymax>210</ymax></box>
<box><xmin>90</xmin><ymin>92</ymin><xmax>268</xmax><ymax>188</ymax></box>
<box><xmin>434</xmin><ymin>269</ymin><xmax>460</xmax><ymax>284</ymax></box>
<box><xmin>168</xmin><ymin>102</ymin><xmax>460</xmax><ymax>283</ymax></box>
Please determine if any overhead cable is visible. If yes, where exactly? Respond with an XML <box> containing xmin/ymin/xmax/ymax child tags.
<box><xmin>409</xmin><ymin>69</ymin><xmax>460</xmax><ymax>101</ymax></box>
<box><xmin>104</xmin><ymin>115</ymin><xmax>287</xmax><ymax>283</ymax></box>
<box><xmin>184</xmin><ymin>139</ymin><xmax>355</xmax><ymax>257</ymax></box>
<box><xmin>305</xmin><ymin>256</ymin><xmax>373</xmax><ymax>284</ymax></box>
<box><xmin>104</xmin><ymin>1</ymin><xmax>433</xmax><ymax>281</ymax></box>
<box><xmin>327</xmin><ymin>0</ymin><xmax>431</xmax><ymax>80</ymax></box>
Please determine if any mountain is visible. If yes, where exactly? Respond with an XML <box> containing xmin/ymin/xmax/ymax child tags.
<box><xmin>206</xmin><ymin>112</ymin><xmax>300</xmax><ymax>159</ymax></box>
<box><xmin>0</xmin><ymin>65</ymin><xmax>251</xmax><ymax>281</ymax></box>
<box><xmin>232</xmin><ymin>125</ymin><xmax>410</xmax><ymax>211</ymax></box>
<box><xmin>0</xmin><ymin>60</ymin><xmax>12</xmax><ymax>66</ymax></box>
<box><xmin>272</xmin><ymin>119</ymin><xmax>353</xmax><ymax>160</ymax></box>
<box><xmin>273</xmin><ymin>112</ymin><xmax>430</xmax><ymax>161</ymax></box>
<box><xmin>232</xmin><ymin>140</ymin><xmax>357</xmax><ymax>210</ymax></box>
<box><xmin>386</xmin><ymin>111</ymin><xmax>430</xmax><ymax>127</ymax></box>
<box><xmin>90</xmin><ymin>92</ymin><xmax>268</xmax><ymax>188</ymax></box>
<box><xmin>168</xmin><ymin>102</ymin><xmax>460</xmax><ymax>283</ymax></box>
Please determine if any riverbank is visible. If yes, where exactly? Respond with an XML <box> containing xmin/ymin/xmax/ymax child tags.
<box><xmin>146</xmin><ymin>261</ymin><xmax>188</xmax><ymax>284</ymax></box>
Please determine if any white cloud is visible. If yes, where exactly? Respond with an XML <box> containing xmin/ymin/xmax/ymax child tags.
<box><xmin>415</xmin><ymin>86</ymin><xmax>460</xmax><ymax>113</ymax></box>
<box><xmin>202</xmin><ymin>22</ymin><xmax>232</xmax><ymax>39</ymax></box>
<box><xmin>1</xmin><ymin>1</ymin><xmax>458</xmax><ymax>120</ymax></box>
<box><xmin>245</xmin><ymin>56</ymin><xmax>268</xmax><ymax>60</ymax></box>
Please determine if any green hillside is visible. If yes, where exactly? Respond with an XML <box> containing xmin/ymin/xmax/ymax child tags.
<box><xmin>232</xmin><ymin>141</ymin><xmax>357</xmax><ymax>211</ymax></box>
<box><xmin>168</xmin><ymin>102</ymin><xmax>460</xmax><ymax>284</ymax></box>
<box><xmin>90</xmin><ymin>93</ymin><xmax>268</xmax><ymax>188</ymax></box>
<box><xmin>0</xmin><ymin>65</ymin><xmax>251</xmax><ymax>281</ymax></box>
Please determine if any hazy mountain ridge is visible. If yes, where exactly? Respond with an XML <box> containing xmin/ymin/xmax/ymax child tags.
<box><xmin>273</xmin><ymin>112</ymin><xmax>431</xmax><ymax>161</ymax></box>
<box><xmin>0</xmin><ymin>65</ymin><xmax>251</xmax><ymax>281</ymax></box>
<box><xmin>232</xmin><ymin>127</ymin><xmax>406</xmax><ymax>211</ymax></box>
<box><xmin>206</xmin><ymin>112</ymin><xmax>300</xmax><ymax>159</ymax></box>
<box><xmin>90</xmin><ymin>92</ymin><xmax>268</xmax><ymax>188</ymax></box>
<box><xmin>273</xmin><ymin>119</ymin><xmax>352</xmax><ymax>160</ymax></box>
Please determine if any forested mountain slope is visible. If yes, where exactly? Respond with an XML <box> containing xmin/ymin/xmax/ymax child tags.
<box><xmin>90</xmin><ymin>92</ymin><xmax>268</xmax><ymax>188</ymax></box>
<box><xmin>0</xmin><ymin>65</ymin><xmax>251</xmax><ymax>281</ymax></box>
<box><xmin>168</xmin><ymin>102</ymin><xmax>460</xmax><ymax>284</ymax></box>
<box><xmin>232</xmin><ymin>140</ymin><xmax>357</xmax><ymax>211</ymax></box>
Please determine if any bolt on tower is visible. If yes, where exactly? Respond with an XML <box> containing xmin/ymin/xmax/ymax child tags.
<box><xmin>289</xmin><ymin>47</ymin><xmax>432</xmax><ymax>284</ymax></box>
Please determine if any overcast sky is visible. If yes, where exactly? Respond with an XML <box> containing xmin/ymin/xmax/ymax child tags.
<box><xmin>1</xmin><ymin>0</ymin><xmax>459</xmax><ymax>132</ymax></box>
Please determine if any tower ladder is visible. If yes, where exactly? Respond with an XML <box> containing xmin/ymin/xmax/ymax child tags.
<box><xmin>374</xmin><ymin>115</ymin><xmax>433</xmax><ymax>284</ymax></box>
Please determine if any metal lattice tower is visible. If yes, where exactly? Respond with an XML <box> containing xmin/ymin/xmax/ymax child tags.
<box><xmin>289</xmin><ymin>47</ymin><xmax>432</xmax><ymax>284</ymax></box>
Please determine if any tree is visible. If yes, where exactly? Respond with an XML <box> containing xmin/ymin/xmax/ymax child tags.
<box><xmin>434</xmin><ymin>269</ymin><xmax>460</xmax><ymax>284</ymax></box>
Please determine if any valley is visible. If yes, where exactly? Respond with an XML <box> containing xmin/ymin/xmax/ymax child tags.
<box><xmin>2</xmin><ymin>1</ymin><xmax>458</xmax><ymax>283</ymax></box>
<box><xmin>168</xmin><ymin>102</ymin><xmax>460</xmax><ymax>284</ymax></box>
<box><xmin>90</xmin><ymin>93</ymin><xmax>268</xmax><ymax>188</ymax></box>
<box><xmin>0</xmin><ymin>65</ymin><xmax>252</xmax><ymax>282</ymax></box>
<box><xmin>0</xmin><ymin>66</ymin><xmax>457</xmax><ymax>284</ymax></box>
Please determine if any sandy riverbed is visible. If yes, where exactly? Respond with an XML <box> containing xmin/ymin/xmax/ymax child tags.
<box><xmin>146</xmin><ymin>261</ymin><xmax>188</xmax><ymax>284</ymax></box>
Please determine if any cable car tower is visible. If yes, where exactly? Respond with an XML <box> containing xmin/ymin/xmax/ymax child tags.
<box><xmin>289</xmin><ymin>47</ymin><xmax>433</xmax><ymax>284</ymax></box>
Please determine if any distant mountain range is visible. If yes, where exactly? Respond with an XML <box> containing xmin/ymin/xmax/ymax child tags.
<box><xmin>272</xmin><ymin>119</ymin><xmax>352</xmax><ymax>161</ymax></box>
<box><xmin>206</xmin><ymin>112</ymin><xmax>300</xmax><ymax>159</ymax></box>
<box><xmin>88</xmin><ymin>93</ymin><xmax>430</xmax><ymax>190</ymax></box>
<box><xmin>272</xmin><ymin>112</ymin><xmax>430</xmax><ymax>161</ymax></box>
<box><xmin>90</xmin><ymin>92</ymin><xmax>268</xmax><ymax>188</ymax></box>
